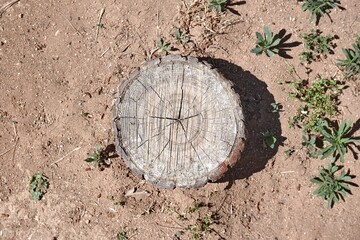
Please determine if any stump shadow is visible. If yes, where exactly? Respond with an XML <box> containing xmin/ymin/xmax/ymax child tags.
<box><xmin>201</xmin><ymin>58</ymin><xmax>284</xmax><ymax>188</ymax></box>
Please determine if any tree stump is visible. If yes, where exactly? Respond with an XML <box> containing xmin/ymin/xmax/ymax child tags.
<box><xmin>113</xmin><ymin>55</ymin><xmax>245</xmax><ymax>188</ymax></box>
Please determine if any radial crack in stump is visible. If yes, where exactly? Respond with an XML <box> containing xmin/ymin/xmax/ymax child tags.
<box><xmin>113</xmin><ymin>55</ymin><xmax>245</xmax><ymax>189</ymax></box>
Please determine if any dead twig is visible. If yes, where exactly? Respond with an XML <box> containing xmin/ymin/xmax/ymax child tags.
<box><xmin>100</xmin><ymin>47</ymin><xmax>110</xmax><ymax>57</ymax></box>
<box><xmin>95</xmin><ymin>8</ymin><xmax>105</xmax><ymax>42</ymax></box>
<box><xmin>0</xmin><ymin>0</ymin><xmax>20</xmax><ymax>17</ymax></box>
<box><xmin>66</xmin><ymin>18</ymin><xmax>84</xmax><ymax>37</ymax></box>
<box><xmin>0</xmin><ymin>147</ymin><xmax>13</xmax><ymax>158</ymax></box>
<box><xmin>51</xmin><ymin>146</ymin><xmax>81</xmax><ymax>165</ymax></box>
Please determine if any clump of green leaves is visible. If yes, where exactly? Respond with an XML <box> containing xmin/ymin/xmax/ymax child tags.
<box><xmin>117</xmin><ymin>231</ymin><xmax>128</xmax><ymax>240</ymax></box>
<box><xmin>268</xmin><ymin>102</ymin><xmax>282</xmax><ymax>113</ymax></box>
<box><xmin>262</xmin><ymin>131</ymin><xmax>277</xmax><ymax>149</ymax></box>
<box><xmin>301</xmin><ymin>0</ymin><xmax>340</xmax><ymax>24</ymax></box>
<box><xmin>299</xmin><ymin>29</ymin><xmax>335</xmax><ymax>64</ymax></box>
<box><xmin>314</xmin><ymin>119</ymin><xmax>360</xmax><ymax>162</ymax></box>
<box><xmin>84</xmin><ymin>146</ymin><xmax>109</xmax><ymax>169</ymax></box>
<box><xmin>174</xmin><ymin>28</ymin><xmax>190</xmax><ymax>44</ymax></box>
<box><xmin>302</xmin><ymin>134</ymin><xmax>318</xmax><ymax>157</ymax></box>
<box><xmin>284</xmin><ymin>147</ymin><xmax>295</xmax><ymax>157</ymax></box>
<box><xmin>29</xmin><ymin>173</ymin><xmax>49</xmax><ymax>201</ymax></box>
<box><xmin>157</xmin><ymin>37</ymin><xmax>175</xmax><ymax>54</ymax></box>
<box><xmin>336</xmin><ymin>35</ymin><xmax>360</xmax><ymax>80</ymax></box>
<box><xmin>208</xmin><ymin>0</ymin><xmax>228</xmax><ymax>13</ymax></box>
<box><xmin>311</xmin><ymin>163</ymin><xmax>356</xmax><ymax>208</ymax></box>
<box><xmin>186</xmin><ymin>213</ymin><xmax>217</xmax><ymax>240</ymax></box>
<box><xmin>288</xmin><ymin>77</ymin><xmax>344</xmax><ymax>132</ymax></box>
<box><xmin>251</xmin><ymin>26</ymin><xmax>281</xmax><ymax>57</ymax></box>
<box><xmin>171</xmin><ymin>203</ymin><xmax>218</xmax><ymax>240</ymax></box>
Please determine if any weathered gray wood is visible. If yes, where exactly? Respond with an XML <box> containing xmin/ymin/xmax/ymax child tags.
<box><xmin>113</xmin><ymin>55</ymin><xmax>245</xmax><ymax>189</ymax></box>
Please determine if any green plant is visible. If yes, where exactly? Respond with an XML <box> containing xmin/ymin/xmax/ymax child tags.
<box><xmin>336</xmin><ymin>35</ymin><xmax>360</xmax><ymax>80</ymax></box>
<box><xmin>302</xmin><ymin>134</ymin><xmax>317</xmax><ymax>157</ymax></box>
<box><xmin>117</xmin><ymin>231</ymin><xmax>128</xmax><ymax>240</ymax></box>
<box><xmin>301</xmin><ymin>0</ymin><xmax>340</xmax><ymax>24</ymax></box>
<box><xmin>268</xmin><ymin>102</ymin><xmax>282</xmax><ymax>113</ymax></box>
<box><xmin>314</xmin><ymin>119</ymin><xmax>360</xmax><ymax>162</ymax></box>
<box><xmin>174</xmin><ymin>28</ymin><xmax>190</xmax><ymax>44</ymax></box>
<box><xmin>29</xmin><ymin>173</ymin><xmax>49</xmax><ymax>200</ymax></box>
<box><xmin>284</xmin><ymin>147</ymin><xmax>295</xmax><ymax>157</ymax></box>
<box><xmin>208</xmin><ymin>0</ymin><xmax>227</xmax><ymax>13</ymax></box>
<box><xmin>288</xmin><ymin>77</ymin><xmax>344</xmax><ymax>132</ymax></box>
<box><xmin>262</xmin><ymin>131</ymin><xmax>277</xmax><ymax>149</ymax></box>
<box><xmin>251</xmin><ymin>26</ymin><xmax>281</xmax><ymax>57</ymax></box>
<box><xmin>187</xmin><ymin>213</ymin><xmax>216</xmax><ymax>240</ymax></box>
<box><xmin>84</xmin><ymin>146</ymin><xmax>109</xmax><ymax>169</ymax></box>
<box><xmin>299</xmin><ymin>29</ymin><xmax>335</xmax><ymax>63</ymax></box>
<box><xmin>311</xmin><ymin>163</ymin><xmax>356</xmax><ymax>208</ymax></box>
<box><xmin>157</xmin><ymin>37</ymin><xmax>175</xmax><ymax>53</ymax></box>
<box><xmin>299</xmin><ymin>51</ymin><xmax>316</xmax><ymax>64</ymax></box>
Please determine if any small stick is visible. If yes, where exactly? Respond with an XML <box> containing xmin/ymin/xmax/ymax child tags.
<box><xmin>10</xmin><ymin>121</ymin><xmax>19</xmax><ymax>161</ymax></box>
<box><xmin>66</xmin><ymin>18</ymin><xmax>83</xmax><ymax>36</ymax></box>
<box><xmin>51</xmin><ymin>146</ymin><xmax>81</xmax><ymax>165</ymax></box>
<box><xmin>281</xmin><ymin>171</ymin><xmax>295</xmax><ymax>174</ymax></box>
<box><xmin>95</xmin><ymin>8</ymin><xmax>105</xmax><ymax>42</ymax></box>
<box><xmin>100</xmin><ymin>47</ymin><xmax>110</xmax><ymax>57</ymax></box>
<box><xmin>0</xmin><ymin>147</ymin><xmax>13</xmax><ymax>157</ymax></box>
<box><xmin>0</xmin><ymin>0</ymin><xmax>20</xmax><ymax>17</ymax></box>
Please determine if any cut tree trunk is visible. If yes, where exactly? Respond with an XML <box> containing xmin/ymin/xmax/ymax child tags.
<box><xmin>113</xmin><ymin>55</ymin><xmax>245</xmax><ymax>189</ymax></box>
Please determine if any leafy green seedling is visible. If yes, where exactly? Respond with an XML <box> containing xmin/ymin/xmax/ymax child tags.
<box><xmin>262</xmin><ymin>131</ymin><xmax>277</xmax><ymax>149</ymax></box>
<box><xmin>208</xmin><ymin>0</ymin><xmax>228</xmax><ymax>13</ymax></box>
<box><xmin>284</xmin><ymin>147</ymin><xmax>295</xmax><ymax>157</ymax></box>
<box><xmin>85</xmin><ymin>146</ymin><xmax>109</xmax><ymax>169</ymax></box>
<box><xmin>301</xmin><ymin>0</ymin><xmax>340</xmax><ymax>24</ymax></box>
<box><xmin>299</xmin><ymin>51</ymin><xmax>316</xmax><ymax>64</ymax></box>
<box><xmin>302</xmin><ymin>134</ymin><xmax>317</xmax><ymax>157</ymax></box>
<box><xmin>251</xmin><ymin>26</ymin><xmax>281</xmax><ymax>57</ymax></box>
<box><xmin>315</xmin><ymin>119</ymin><xmax>360</xmax><ymax>163</ymax></box>
<box><xmin>117</xmin><ymin>231</ymin><xmax>128</xmax><ymax>240</ymax></box>
<box><xmin>157</xmin><ymin>37</ymin><xmax>175</xmax><ymax>54</ymax></box>
<box><xmin>174</xmin><ymin>28</ymin><xmax>190</xmax><ymax>44</ymax></box>
<box><xmin>268</xmin><ymin>103</ymin><xmax>282</xmax><ymax>113</ymax></box>
<box><xmin>299</xmin><ymin>29</ymin><xmax>335</xmax><ymax>63</ymax></box>
<box><xmin>287</xmin><ymin>77</ymin><xmax>344</xmax><ymax>132</ymax></box>
<box><xmin>29</xmin><ymin>173</ymin><xmax>49</xmax><ymax>200</ymax></box>
<box><xmin>336</xmin><ymin>35</ymin><xmax>360</xmax><ymax>80</ymax></box>
<box><xmin>186</xmin><ymin>213</ymin><xmax>216</xmax><ymax>240</ymax></box>
<box><xmin>311</xmin><ymin>163</ymin><xmax>356</xmax><ymax>208</ymax></box>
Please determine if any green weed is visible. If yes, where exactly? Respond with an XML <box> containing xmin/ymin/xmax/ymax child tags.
<box><xmin>174</xmin><ymin>28</ymin><xmax>190</xmax><ymax>44</ymax></box>
<box><xmin>262</xmin><ymin>131</ymin><xmax>277</xmax><ymax>149</ymax></box>
<box><xmin>302</xmin><ymin>134</ymin><xmax>317</xmax><ymax>157</ymax></box>
<box><xmin>314</xmin><ymin>119</ymin><xmax>360</xmax><ymax>162</ymax></box>
<box><xmin>251</xmin><ymin>26</ymin><xmax>281</xmax><ymax>57</ymax></box>
<box><xmin>301</xmin><ymin>0</ymin><xmax>340</xmax><ymax>24</ymax></box>
<box><xmin>157</xmin><ymin>37</ymin><xmax>175</xmax><ymax>54</ymax></box>
<box><xmin>208</xmin><ymin>0</ymin><xmax>228</xmax><ymax>13</ymax></box>
<box><xmin>336</xmin><ymin>35</ymin><xmax>360</xmax><ymax>80</ymax></box>
<box><xmin>284</xmin><ymin>147</ymin><xmax>295</xmax><ymax>157</ymax></box>
<box><xmin>84</xmin><ymin>146</ymin><xmax>109</xmax><ymax>169</ymax></box>
<box><xmin>117</xmin><ymin>231</ymin><xmax>128</xmax><ymax>240</ymax></box>
<box><xmin>311</xmin><ymin>163</ymin><xmax>356</xmax><ymax>208</ymax></box>
<box><xmin>186</xmin><ymin>213</ymin><xmax>216</xmax><ymax>240</ymax></box>
<box><xmin>29</xmin><ymin>173</ymin><xmax>49</xmax><ymax>201</ymax></box>
<box><xmin>299</xmin><ymin>29</ymin><xmax>335</xmax><ymax>64</ymax></box>
<box><xmin>268</xmin><ymin>103</ymin><xmax>282</xmax><ymax>113</ymax></box>
<box><xmin>288</xmin><ymin>77</ymin><xmax>344</xmax><ymax>132</ymax></box>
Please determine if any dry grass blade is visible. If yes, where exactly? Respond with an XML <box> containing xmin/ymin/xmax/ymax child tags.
<box><xmin>0</xmin><ymin>0</ymin><xmax>20</xmax><ymax>17</ymax></box>
<box><xmin>51</xmin><ymin>146</ymin><xmax>82</xmax><ymax>165</ymax></box>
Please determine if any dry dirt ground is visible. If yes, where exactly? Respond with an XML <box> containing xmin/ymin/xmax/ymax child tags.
<box><xmin>0</xmin><ymin>0</ymin><xmax>360</xmax><ymax>239</ymax></box>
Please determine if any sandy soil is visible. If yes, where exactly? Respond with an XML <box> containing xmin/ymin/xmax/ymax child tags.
<box><xmin>0</xmin><ymin>0</ymin><xmax>359</xmax><ymax>239</ymax></box>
